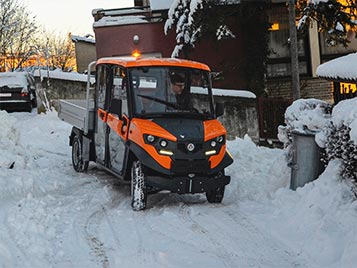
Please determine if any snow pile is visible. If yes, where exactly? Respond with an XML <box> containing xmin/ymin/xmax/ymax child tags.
<box><xmin>0</xmin><ymin>111</ymin><xmax>22</xmax><ymax>169</ymax></box>
<box><xmin>268</xmin><ymin>159</ymin><xmax>357</xmax><ymax>268</ymax></box>
<box><xmin>93</xmin><ymin>15</ymin><xmax>148</xmax><ymax>28</ymax></box>
<box><xmin>0</xmin><ymin>111</ymin><xmax>73</xmax><ymax>199</ymax></box>
<box><xmin>225</xmin><ymin>135</ymin><xmax>290</xmax><ymax>203</ymax></box>
<box><xmin>278</xmin><ymin>98</ymin><xmax>331</xmax><ymax>148</ymax></box>
<box><xmin>0</xmin><ymin>109</ymin><xmax>357</xmax><ymax>267</ymax></box>
<box><xmin>284</xmin><ymin>98</ymin><xmax>331</xmax><ymax>132</ymax></box>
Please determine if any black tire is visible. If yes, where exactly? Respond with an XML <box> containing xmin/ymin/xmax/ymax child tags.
<box><xmin>131</xmin><ymin>160</ymin><xmax>147</xmax><ymax>211</ymax></box>
<box><xmin>206</xmin><ymin>186</ymin><xmax>225</xmax><ymax>203</ymax></box>
<box><xmin>72</xmin><ymin>136</ymin><xmax>89</xmax><ymax>172</ymax></box>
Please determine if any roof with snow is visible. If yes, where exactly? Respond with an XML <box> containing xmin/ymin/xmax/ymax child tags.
<box><xmin>150</xmin><ymin>0</ymin><xmax>242</xmax><ymax>10</ymax></box>
<box><xmin>316</xmin><ymin>52</ymin><xmax>357</xmax><ymax>82</ymax></box>
<box><xmin>71</xmin><ymin>35</ymin><xmax>95</xmax><ymax>44</ymax></box>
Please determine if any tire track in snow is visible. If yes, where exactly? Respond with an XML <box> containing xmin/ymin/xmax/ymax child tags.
<box><xmin>178</xmin><ymin>203</ymin><xmax>237</xmax><ymax>268</ymax></box>
<box><xmin>218</xmin><ymin>207</ymin><xmax>308</xmax><ymax>268</ymax></box>
<box><xmin>84</xmin><ymin>206</ymin><xmax>110</xmax><ymax>268</ymax></box>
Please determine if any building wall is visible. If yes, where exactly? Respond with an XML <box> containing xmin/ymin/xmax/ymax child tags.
<box><xmin>94</xmin><ymin>20</ymin><xmax>246</xmax><ymax>89</ymax></box>
<box><xmin>74</xmin><ymin>42</ymin><xmax>97</xmax><ymax>73</ymax></box>
<box><xmin>267</xmin><ymin>77</ymin><xmax>334</xmax><ymax>103</ymax></box>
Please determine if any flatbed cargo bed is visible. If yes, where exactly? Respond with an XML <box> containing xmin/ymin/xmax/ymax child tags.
<box><xmin>58</xmin><ymin>99</ymin><xmax>95</xmax><ymax>132</ymax></box>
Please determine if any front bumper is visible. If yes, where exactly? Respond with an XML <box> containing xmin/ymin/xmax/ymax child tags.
<box><xmin>146</xmin><ymin>173</ymin><xmax>230</xmax><ymax>194</ymax></box>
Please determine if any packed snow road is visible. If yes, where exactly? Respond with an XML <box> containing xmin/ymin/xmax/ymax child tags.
<box><xmin>0</xmin><ymin>110</ymin><xmax>356</xmax><ymax>268</ymax></box>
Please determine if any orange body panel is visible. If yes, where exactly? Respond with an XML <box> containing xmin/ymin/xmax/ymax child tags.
<box><xmin>209</xmin><ymin>145</ymin><xmax>228</xmax><ymax>169</ymax></box>
<box><xmin>128</xmin><ymin>118</ymin><xmax>177</xmax><ymax>170</ymax></box>
<box><xmin>203</xmin><ymin>119</ymin><xmax>227</xmax><ymax>142</ymax></box>
<box><xmin>97</xmin><ymin>108</ymin><xmax>108</xmax><ymax>123</ymax></box>
<box><xmin>107</xmin><ymin>113</ymin><xmax>129</xmax><ymax>141</ymax></box>
<box><xmin>96</xmin><ymin>57</ymin><xmax>210</xmax><ymax>71</ymax></box>
<box><xmin>203</xmin><ymin>119</ymin><xmax>227</xmax><ymax>169</ymax></box>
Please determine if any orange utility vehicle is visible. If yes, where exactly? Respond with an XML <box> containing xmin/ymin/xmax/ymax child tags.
<box><xmin>58</xmin><ymin>57</ymin><xmax>233</xmax><ymax>210</ymax></box>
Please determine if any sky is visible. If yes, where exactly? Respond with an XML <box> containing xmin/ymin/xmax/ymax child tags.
<box><xmin>23</xmin><ymin>0</ymin><xmax>134</xmax><ymax>36</ymax></box>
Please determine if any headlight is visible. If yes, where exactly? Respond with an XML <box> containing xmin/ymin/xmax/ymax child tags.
<box><xmin>217</xmin><ymin>135</ymin><xmax>224</xmax><ymax>143</ymax></box>
<box><xmin>205</xmin><ymin>135</ymin><xmax>225</xmax><ymax>156</ymax></box>
<box><xmin>159</xmin><ymin>149</ymin><xmax>173</xmax><ymax>156</ymax></box>
<box><xmin>160</xmin><ymin>139</ymin><xmax>168</xmax><ymax>147</ymax></box>
<box><xmin>145</xmin><ymin>134</ymin><xmax>155</xmax><ymax>143</ymax></box>
<box><xmin>210</xmin><ymin>140</ymin><xmax>217</xmax><ymax>147</ymax></box>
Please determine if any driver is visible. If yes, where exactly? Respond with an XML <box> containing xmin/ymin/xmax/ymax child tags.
<box><xmin>170</xmin><ymin>72</ymin><xmax>186</xmax><ymax>107</ymax></box>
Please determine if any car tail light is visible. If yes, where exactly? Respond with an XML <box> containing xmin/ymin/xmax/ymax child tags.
<box><xmin>21</xmin><ymin>92</ymin><xmax>28</xmax><ymax>97</ymax></box>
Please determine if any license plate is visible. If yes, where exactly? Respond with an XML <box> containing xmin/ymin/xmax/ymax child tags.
<box><xmin>0</xmin><ymin>93</ymin><xmax>11</xmax><ymax>97</ymax></box>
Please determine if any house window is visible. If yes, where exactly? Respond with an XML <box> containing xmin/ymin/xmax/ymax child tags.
<box><xmin>267</xmin><ymin>6</ymin><xmax>309</xmax><ymax>78</ymax></box>
<box><xmin>320</xmin><ymin>31</ymin><xmax>357</xmax><ymax>61</ymax></box>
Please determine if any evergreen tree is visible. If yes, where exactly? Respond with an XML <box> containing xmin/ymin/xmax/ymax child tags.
<box><xmin>297</xmin><ymin>0</ymin><xmax>357</xmax><ymax>47</ymax></box>
<box><xmin>164</xmin><ymin>0</ymin><xmax>235</xmax><ymax>58</ymax></box>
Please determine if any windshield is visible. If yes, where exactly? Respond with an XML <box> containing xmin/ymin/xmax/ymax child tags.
<box><xmin>129</xmin><ymin>67</ymin><xmax>214</xmax><ymax>118</ymax></box>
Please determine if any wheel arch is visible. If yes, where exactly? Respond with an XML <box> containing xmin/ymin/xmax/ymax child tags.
<box><xmin>69</xmin><ymin>127</ymin><xmax>83</xmax><ymax>146</ymax></box>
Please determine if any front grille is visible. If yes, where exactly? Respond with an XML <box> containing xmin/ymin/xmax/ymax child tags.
<box><xmin>177</xmin><ymin>142</ymin><xmax>202</xmax><ymax>154</ymax></box>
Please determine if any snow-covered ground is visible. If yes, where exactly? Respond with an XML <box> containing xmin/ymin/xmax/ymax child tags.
<box><xmin>0</xmin><ymin>110</ymin><xmax>356</xmax><ymax>268</ymax></box>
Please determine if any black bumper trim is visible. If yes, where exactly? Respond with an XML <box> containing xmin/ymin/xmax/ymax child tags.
<box><xmin>146</xmin><ymin>174</ymin><xmax>231</xmax><ymax>194</ymax></box>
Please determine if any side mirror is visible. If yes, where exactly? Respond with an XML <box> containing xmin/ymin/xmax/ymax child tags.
<box><xmin>109</xmin><ymin>98</ymin><xmax>122</xmax><ymax>118</ymax></box>
<box><xmin>215</xmin><ymin>102</ymin><xmax>225</xmax><ymax>117</ymax></box>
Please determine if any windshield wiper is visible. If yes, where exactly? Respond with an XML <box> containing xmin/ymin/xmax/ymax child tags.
<box><xmin>137</xmin><ymin>94</ymin><xmax>181</xmax><ymax>110</ymax></box>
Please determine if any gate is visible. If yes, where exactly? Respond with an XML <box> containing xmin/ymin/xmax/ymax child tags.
<box><xmin>257</xmin><ymin>97</ymin><xmax>292</xmax><ymax>144</ymax></box>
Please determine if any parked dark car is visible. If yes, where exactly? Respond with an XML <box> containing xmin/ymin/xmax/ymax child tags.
<box><xmin>0</xmin><ymin>72</ymin><xmax>37</xmax><ymax>112</ymax></box>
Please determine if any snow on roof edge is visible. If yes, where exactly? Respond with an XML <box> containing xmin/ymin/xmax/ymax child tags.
<box><xmin>317</xmin><ymin>52</ymin><xmax>357</xmax><ymax>82</ymax></box>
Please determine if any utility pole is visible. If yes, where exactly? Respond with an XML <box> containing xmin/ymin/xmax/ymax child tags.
<box><xmin>288</xmin><ymin>0</ymin><xmax>300</xmax><ymax>100</ymax></box>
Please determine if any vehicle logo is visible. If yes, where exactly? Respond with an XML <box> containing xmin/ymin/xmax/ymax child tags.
<box><xmin>187</xmin><ymin>143</ymin><xmax>195</xmax><ymax>152</ymax></box>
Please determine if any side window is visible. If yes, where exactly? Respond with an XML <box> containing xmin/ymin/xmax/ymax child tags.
<box><xmin>96</xmin><ymin>65</ymin><xmax>108</xmax><ymax>110</ymax></box>
<box><xmin>112</xmin><ymin>66</ymin><xmax>128</xmax><ymax>115</ymax></box>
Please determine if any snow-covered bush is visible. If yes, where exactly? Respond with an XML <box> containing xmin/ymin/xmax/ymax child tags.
<box><xmin>279</xmin><ymin>98</ymin><xmax>357</xmax><ymax>187</ymax></box>
<box><xmin>324</xmin><ymin>98</ymin><xmax>357</xmax><ymax>185</ymax></box>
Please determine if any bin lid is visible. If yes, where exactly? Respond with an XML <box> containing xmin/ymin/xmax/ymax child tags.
<box><xmin>292</xmin><ymin>128</ymin><xmax>320</xmax><ymax>136</ymax></box>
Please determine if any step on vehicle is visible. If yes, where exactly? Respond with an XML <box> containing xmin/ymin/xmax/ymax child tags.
<box><xmin>58</xmin><ymin>57</ymin><xmax>233</xmax><ymax>210</ymax></box>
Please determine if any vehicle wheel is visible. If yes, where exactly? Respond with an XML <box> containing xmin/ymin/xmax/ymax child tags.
<box><xmin>72</xmin><ymin>136</ymin><xmax>89</xmax><ymax>172</ymax></box>
<box><xmin>131</xmin><ymin>160</ymin><xmax>147</xmax><ymax>211</ymax></box>
<box><xmin>206</xmin><ymin>186</ymin><xmax>225</xmax><ymax>203</ymax></box>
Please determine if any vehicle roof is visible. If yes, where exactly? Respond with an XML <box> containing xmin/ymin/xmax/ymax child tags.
<box><xmin>96</xmin><ymin>57</ymin><xmax>211</xmax><ymax>71</ymax></box>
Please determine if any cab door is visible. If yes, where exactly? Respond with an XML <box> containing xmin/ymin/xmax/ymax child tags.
<box><xmin>106</xmin><ymin>66</ymin><xmax>129</xmax><ymax>174</ymax></box>
<box><xmin>95</xmin><ymin>64</ymin><xmax>110</xmax><ymax>165</ymax></box>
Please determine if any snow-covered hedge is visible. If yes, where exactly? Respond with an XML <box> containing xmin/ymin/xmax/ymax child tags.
<box><xmin>278</xmin><ymin>98</ymin><xmax>357</xmax><ymax>186</ymax></box>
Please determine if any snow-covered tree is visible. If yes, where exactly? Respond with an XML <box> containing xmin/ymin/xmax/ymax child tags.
<box><xmin>297</xmin><ymin>0</ymin><xmax>357</xmax><ymax>47</ymax></box>
<box><xmin>0</xmin><ymin>0</ymin><xmax>38</xmax><ymax>70</ymax></box>
<box><xmin>35</xmin><ymin>31</ymin><xmax>76</xmax><ymax>72</ymax></box>
<box><xmin>164</xmin><ymin>0</ymin><xmax>235</xmax><ymax>58</ymax></box>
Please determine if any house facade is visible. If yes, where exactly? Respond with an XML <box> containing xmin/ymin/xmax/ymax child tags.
<box><xmin>90</xmin><ymin>0</ymin><xmax>357</xmax><ymax>141</ymax></box>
